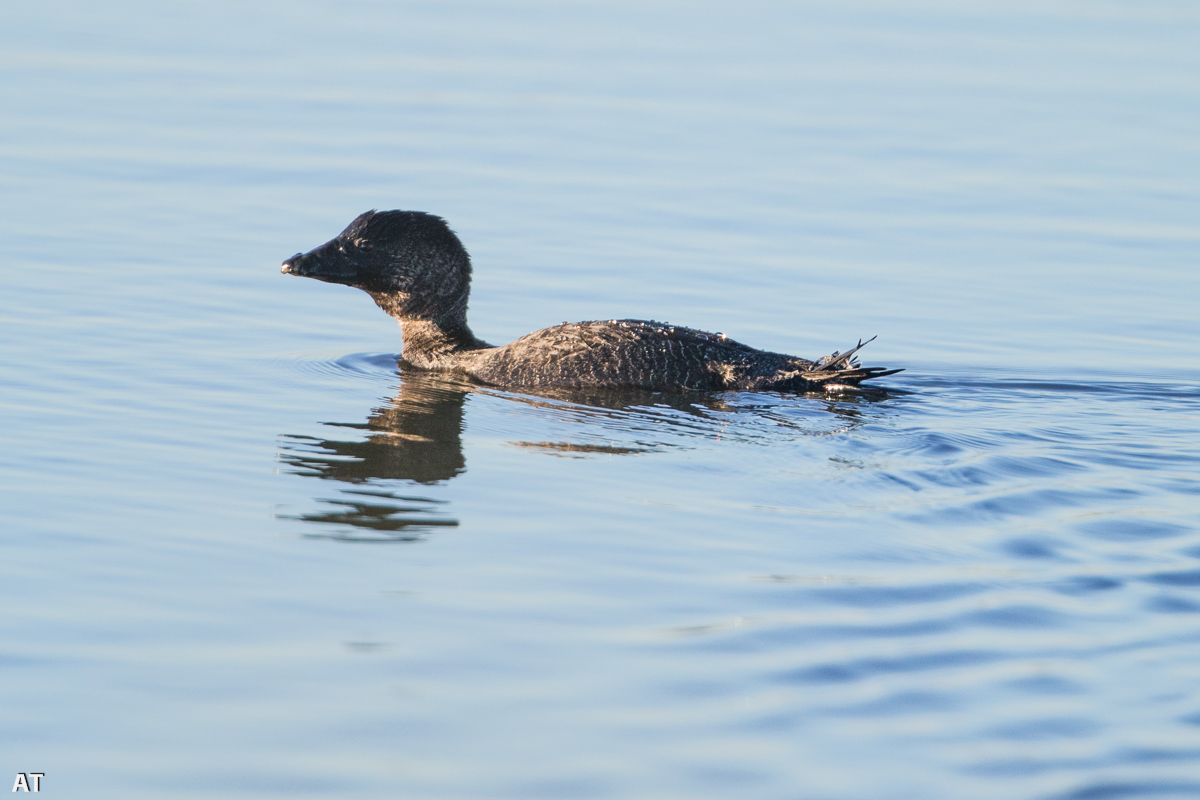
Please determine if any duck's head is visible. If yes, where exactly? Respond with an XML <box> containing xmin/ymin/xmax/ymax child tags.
<box><xmin>281</xmin><ymin>210</ymin><xmax>473</xmax><ymax>326</ymax></box>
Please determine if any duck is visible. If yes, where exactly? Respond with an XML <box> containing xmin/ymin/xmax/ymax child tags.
<box><xmin>281</xmin><ymin>210</ymin><xmax>901</xmax><ymax>392</ymax></box>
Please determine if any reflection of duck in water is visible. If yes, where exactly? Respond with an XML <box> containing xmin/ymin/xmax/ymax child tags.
<box><xmin>281</xmin><ymin>210</ymin><xmax>901</xmax><ymax>392</ymax></box>
<box><xmin>277</xmin><ymin>367</ymin><xmax>888</xmax><ymax>540</ymax></box>
<box><xmin>276</xmin><ymin>371</ymin><xmax>470</xmax><ymax>541</ymax></box>
<box><xmin>282</xmin><ymin>370</ymin><xmax>470</xmax><ymax>485</ymax></box>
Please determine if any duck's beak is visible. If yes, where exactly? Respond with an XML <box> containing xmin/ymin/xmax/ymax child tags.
<box><xmin>280</xmin><ymin>239</ymin><xmax>359</xmax><ymax>285</ymax></box>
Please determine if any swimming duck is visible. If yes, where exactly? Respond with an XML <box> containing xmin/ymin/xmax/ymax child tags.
<box><xmin>281</xmin><ymin>210</ymin><xmax>900</xmax><ymax>391</ymax></box>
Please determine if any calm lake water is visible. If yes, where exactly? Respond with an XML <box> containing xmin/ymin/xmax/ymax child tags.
<box><xmin>3</xmin><ymin>1</ymin><xmax>1199</xmax><ymax>798</ymax></box>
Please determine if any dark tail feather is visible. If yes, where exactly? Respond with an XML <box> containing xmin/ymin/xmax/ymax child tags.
<box><xmin>805</xmin><ymin>337</ymin><xmax>902</xmax><ymax>386</ymax></box>
<box><xmin>815</xmin><ymin>335</ymin><xmax>876</xmax><ymax>370</ymax></box>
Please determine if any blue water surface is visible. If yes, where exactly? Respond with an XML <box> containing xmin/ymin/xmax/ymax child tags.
<box><xmin>2</xmin><ymin>1</ymin><xmax>1199</xmax><ymax>798</ymax></box>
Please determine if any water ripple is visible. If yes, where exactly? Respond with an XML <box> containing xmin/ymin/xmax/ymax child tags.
<box><xmin>276</xmin><ymin>351</ymin><xmax>401</xmax><ymax>384</ymax></box>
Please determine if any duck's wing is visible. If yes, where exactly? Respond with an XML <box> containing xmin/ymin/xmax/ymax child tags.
<box><xmin>460</xmin><ymin>320</ymin><xmax>901</xmax><ymax>392</ymax></box>
<box><xmin>461</xmin><ymin>319</ymin><xmax>762</xmax><ymax>390</ymax></box>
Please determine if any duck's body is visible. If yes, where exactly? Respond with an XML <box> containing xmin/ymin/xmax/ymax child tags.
<box><xmin>455</xmin><ymin>319</ymin><xmax>893</xmax><ymax>392</ymax></box>
<box><xmin>281</xmin><ymin>210</ymin><xmax>900</xmax><ymax>392</ymax></box>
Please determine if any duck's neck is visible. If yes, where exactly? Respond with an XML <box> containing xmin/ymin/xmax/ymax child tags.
<box><xmin>399</xmin><ymin>318</ymin><xmax>491</xmax><ymax>370</ymax></box>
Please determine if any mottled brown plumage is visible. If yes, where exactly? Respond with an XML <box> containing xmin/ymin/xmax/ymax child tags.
<box><xmin>281</xmin><ymin>210</ymin><xmax>901</xmax><ymax>392</ymax></box>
